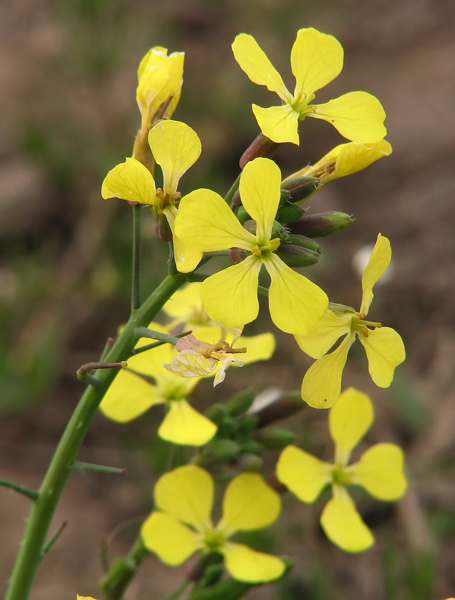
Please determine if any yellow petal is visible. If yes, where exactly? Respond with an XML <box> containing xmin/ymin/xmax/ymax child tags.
<box><xmin>295</xmin><ymin>309</ymin><xmax>351</xmax><ymax>359</ymax></box>
<box><xmin>148</xmin><ymin>120</ymin><xmax>201</xmax><ymax>195</ymax></box>
<box><xmin>291</xmin><ymin>28</ymin><xmax>343</xmax><ymax>96</ymax></box>
<box><xmin>159</xmin><ymin>400</ymin><xmax>217</xmax><ymax>446</ymax></box>
<box><xmin>239</xmin><ymin>158</ymin><xmax>281</xmax><ymax>242</ymax></box>
<box><xmin>359</xmin><ymin>326</ymin><xmax>406</xmax><ymax>387</ymax></box>
<box><xmin>239</xmin><ymin>332</ymin><xmax>275</xmax><ymax>365</ymax></box>
<box><xmin>141</xmin><ymin>511</ymin><xmax>200</xmax><ymax>565</ymax></box>
<box><xmin>176</xmin><ymin>188</ymin><xmax>254</xmax><ymax>252</ymax></box>
<box><xmin>252</xmin><ymin>104</ymin><xmax>300</xmax><ymax>145</ymax></box>
<box><xmin>323</xmin><ymin>140</ymin><xmax>392</xmax><ymax>184</ymax></box>
<box><xmin>222</xmin><ymin>542</ymin><xmax>285</xmax><ymax>583</ymax></box>
<box><xmin>162</xmin><ymin>282</ymin><xmax>205</xmax><ymax>322</ymax></box>
<box><xmin>231</xmin><ymin>33</ymin><xmax>291</xmax><ymax>102</ymax></box>
<box><xmin>353</xmin><ymin>443</ymin><xmax>407</xmax><ymax>500</ymax></box>
<box><xmin>329</xmin><ymin>388</ymin><xmax>374</xmax><ymax>465</ymax></box>
<box><xmin>311</xmin><ymin>91</ymin><xmax>387</xmax><ymax>143</ymax></box>
<box><xmin>164</xmin><ymin>206</ymin><xmax>203</xmax><ymax>273</ymax></box>
<box><xmin>154</xmin><ymin>465</ymin><xmax>214</xmax><ymax>530</ymax></box>
<box><xmin>101</xmin><ymin>157</ymin><xmax>156</xmax><ymax>205</ymax></box>
<box><xmin>276</xmin><ymin>445</ymin><xmax>331</xmax><ymax>502</ymax></box>
<box><xmin>219</xmin><ymin>473</ymin><xmax>281</xmax><ymax>534</ymax></box>
<box><xmin>265</xmin><ymin>253</ymin><xmax>328</xmax><ymax>335</ymax></box>
<box><xmin>99</xmin><ymin>370</ymin><xmax>162</xmax><ymax>422</ymax></box>
<box><xmin>320</xmin><ymin>487</ymin><xmax>374</xmax><ymax>553</ymax></box>
<box><xmin>201</xmin><ymin>256</ymin><xmax>262</xmax><ymax>328</ymax></box>
<box><xmin>301</xmin><ymin>335</ymin><xmax>354</xmax><ymax>409</ymax></box>
<box><xmin>360</xmin><ymin>233</ymin><xmax>391</xmax><ymax>315</ymax></box>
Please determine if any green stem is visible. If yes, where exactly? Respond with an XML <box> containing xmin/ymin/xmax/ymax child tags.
<box><xmin>5</xmin><ymin>272</ymin><xmax>188</xmax><ymax>600</ymax></box>
<box><xmin>166</xmin><ymin>580</ymin><xmax>191</xmax><ymax>600</ymax></box>
<box><xmin>131</xmin><ymin>204</ymin><xmax>142</xmax><ymax>311</ymax></box>
<box><xmin>0</xmin><ymin>478</ymin><xmax>38</xmax><ymax>501</ymax></box>
<box><xmin>224</xmin><ymin>173</ymin><xmax>240</xmax><ymax>206</ymax></box>
<box><xmin>100</xmin><ymin>535</ymin><xmax>148</xmax><ymax>600</ymax></box>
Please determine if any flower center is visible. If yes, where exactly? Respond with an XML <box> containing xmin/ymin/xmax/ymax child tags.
<box><xmin>203</xmin><ymin>528</ymin><xmax>225</xmax><ymax>551</ymax></box>
<box><xmin>251</xmin><ymin>237</ymin><xmax>281</xmax><ymax>257</ymax></box>
<box><xmin>351</xmin><ymin>313</ymin><xmax>382</xmax><ymax>337</ymax></box>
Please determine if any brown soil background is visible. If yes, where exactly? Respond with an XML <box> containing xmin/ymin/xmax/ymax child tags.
<box><xmin>1</xmin><ymin>1</ymin><xmax>455</xmax><ymax>599</ymax></box>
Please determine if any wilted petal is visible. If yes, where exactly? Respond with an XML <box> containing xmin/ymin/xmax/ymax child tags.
<box><xmin>101</xmin><ymin>157</ymin><xmax>156</xmax><ymax>205</ymax></box>
<box><xmin>291</xmin><ymin>28</ymin><xmax>343</xmax><ymax>97</ymax></box>
<box><xmin>252</xmin><ymin>104</ymin><xmax>300</xmax><ymax>145</ymax></box>
<box><xmin>352</xmin><ymin>443</ymin><xmax>407</xmax><ymax>500</ymax></box>
<box><xmin>201</xmin><ymin>256</ymin><xmax>262</xmax><ymax>328</ymax></box>
<box><xmin>295</xmin><ymin>309</ymin><xmax>351</xmax><ymax>359</ymax></box>
<box><xmin>154</xmin><ymin>465</ymin><xmax>214</xmax><ymax>529</ymax></box>
<box><xmin>265</xmin><ymin>253</ymin><xmax>328</xmax><ymax>335</ymax></box>
<box><xmin>301</xmin><ymin>335</ymin><xmax>354</xmax><ymax>409</ymax></box>
<box><xmin>219</xmin><ymin>473</ymin><xmax>281</xmax><ymax>534</ymax></box>
<box><xmin>360</xmin><ymin>233</ymin><xmax>392</xmax><ymax>315</ymax></box>
<box><xmin>232</xmin><ymin>34</ymin><xmax>291</xmax><ymax>102</ymax></box>
<box><xmin>320</xmin><ymin>487</ymin><xmax>374</xmax><ymax>552</ymax></box>
<box><xmin>359</xmin><ymin>326</ymin><xmax>405</xmax><ymax>387</ymax></box>
<box><xmin>330</xmin><ymin>388</ymin><xmax>374</xmax><ymax>465</ymax></box>
<box><xmin>148</xmin><ymin>120</ymin><xmax>201</xmax><ymax>195</ymax></box>
<box><xmin>276</xmin><ymin>445</ymin><xmax>331</xmax><ymax>502</ymax></box>
<box><xmin>159</xmin><ymin>400</ymin><xmax>217</xmax><ymax>447</ymax></box>
<box><xmin>163</xmin><ymin>349</ymin><xmax>218</xmax><ymax>378</ymax></box>
<box><xmin>222</xmin><ymin>542</ymin><xmax>285</xmax><ymax>583</ymax></box>
<box><xmin>311</xmin><ymin>91</ymin><xmax>386</xmax><ymax>144</ymax></box>
<box><xmin>141</xmin><ymin>511</ymin><xmax>200</xmax><ymax>565</ymax></box>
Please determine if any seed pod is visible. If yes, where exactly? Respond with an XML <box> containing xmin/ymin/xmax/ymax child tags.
<box><xmin>288</xmin><ymin>211</ymin><xmax>354</xmax><ymax>238</ymax></box>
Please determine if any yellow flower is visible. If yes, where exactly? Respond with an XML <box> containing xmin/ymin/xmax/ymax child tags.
<box><xmin>136</xmin><ymin>47</ymin><xmax>184</xmax><ymax>128</ymax></box>
<box><xmin>77</xmin><ymin>596</ymin><xmax>98</xmax><ymax>600</ymax></box>
<box><xmin>141</xmin><ymin>465</ymin><xmax>285</xmax><ymax>582</ymax></box>
<box><xmin>232</xmin><ymin>28</ymin><xmax>386</xmax><ymax>145</ymax></box>
<box><xmin>99</xmin><ymin>323</ymin><xmax>216</xmax><ymax>446</ymax></box>
<box><xmin>296</xmin><ymin>233</ymin><xmax>405</xmax><ymax>408</ymax></box>
<box><xmin>277</xmin><ymin>388</ymin><xmax>407</xmax><ymax>553</ymax></box>
<box><xmin>175</xmin><ymin>157</ymin><xmax>328</xmax><ymax>334</ymax></box>
<box><xmin>284</xmin><ymin>140</ymin><xmax>392</xmax><ymax>190</ymax></box>
<box><xmin>101</xmin><ymin>120</ymin><xmax>202</xmax><ymax>272</ymax></box>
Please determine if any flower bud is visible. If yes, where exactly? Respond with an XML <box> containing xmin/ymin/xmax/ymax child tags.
<box><xmin>226</xmin><ymin>388</ymin><xmax>256</xmax><ymax>416</ymax></box>
<box><xmin>287</xmin><ymin>211</ymin><xmax>354</xmax><ymax>238</ymax></box>
<box><xmin>237</xmin><ymin>414</ymin><xmax>258</xmax><ymax>435</ymax></box>
<box><xmin>276</xmin><ymin>203</ymin><xmax>305</xmax><ymax>224</ymax></box>
<box><xmin>254</xmin><ymin>427</ymin><xmax>295</xmax><ymax>449</ymax></box>
<box><xmin>229</xmin><ymin>247</ymin><xmax>249</xmax><ymax>264</ymax></box>
<box><xmin>155</xmin><ymin>212</ymin><xmax>173</xmax><ymax>241</ymax></box>
<box><xmin>238</xmin><ymin>453</ymin><xmax>263</xmax><ymax>472</ymax></box>
<box><xmin>286</xmin><ymin>233</ymin><xmax>321</xmax><ymax>253</ymax></box>
<box><xmin>275</xmin><ymin>244</ymin><xmax>321</xmax><ymax>267</ymax></box>
<box><xmin>240</xmin><ymin>440</ymin><xmax>263</xmax><ymax>455</ymax></box>
<box><xmin>209</xmin><ymin>439</ymin><xmax>240</xmax><ymax>461</ymax></box>
<box><xmin>280</xmin><ymin>175</ymin><xmax>319</xmax><ymax>204</ymax></box>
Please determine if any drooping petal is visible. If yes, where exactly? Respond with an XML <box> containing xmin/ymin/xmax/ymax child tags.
<box><xmin>101</xmin><ymin>157</ymin><xmax>156</xmax><ymax>205</ymax></box>
<box><xmin>320</xmin><ymin>487</ymin><xmax>374</xmax><ymax>553</ymax></box>
<box><xmin>359</xmin><ymin>326</ymin><xmax>405</xmax><ymax>387</ymax></box>
<box><xmin>158</xmin><ymin>400</ymin><xmax>217</xmax><ymax>447</ymax></box>
<box><xmin>301</xmin><ymin>335</ymin><xmax>354</xmax><ymax>409</ymax></box>
<box><xmin>329</xmin><ymin>388</ymin><xmax>374</xmax><ymax>465</ymax></box>
<box><xmin>352</xmin><ymin>443</ymin><xmax>407</xmax><ymax>501</ymax></box>
<box><xmin>148</xmin><ymin>120</ymin><xmax>201</xmax><ymax>195</ymax></box>
<box><xmin>311</xmin><ymin>91</ymin><xmax>387</xmax><ymax>144</ymax></box>
<box><xmin>141</xmin><ymin>511</ymin><xmax>200</xmax><ymax>565</ymax></box>
<box><xmin>99</xmin><ymin>369</ymin><xmax>162</xmax><ymax>422</ymax></box>
<box><xmin>176</xmin><ymin>189</ymin><xmax>255</xmax><ymax>252</ymax></box>
<box><xmin>222</xmin><ymin>542</ymin><xmax>285</xmax><ymax>583</ymax></box>
<box><xmin>201</xmin><ymin>256</ymin><xmax>262</xmax><ymax>328</ymax></box>
<box><xmin>154</xmin><ymin>465</ymin><xmax>214</xmax><ymax>530</ymax></box>
<box><xmin>276</xmin><ymin>445</ymin><xmax>331</xmax><ymax>502</ymax></box>
<box><xmin>239</xmin><ymin>158</ymin><xmax>281</xmax><ymax>242</ymax></box>
<box><xmin>232</xmin><ymin>34</ymin><xmax>291</xmax><ymax>102</ymax></box>
<box><xmin>218</xmin><ymin>473</ymin><xmax>281</xmax><ymax>535</ymax></box>
<box><xmin>164</xmin><ymin>206</ymin><xmax>203</xmax><ymax>273</ymax></box>
<box><xmin>360</xmin><ymin>233</ymin><xmax>391</xmax><ymax>316</ymax></box>
<box><xmin>291</xmin><ymin>28</ymin><xmax>343</xmax><ymax>97</ymax></box>
<box><xmin>294</xmin><ymin>309</ymin><xmax>351</xmax><ymax>359</ymax></box>
<box><xmin>252</xmin><ymin>104</ymin><xmax>300</xmax><ymax>145</ymax></box>
<box><xmin>265</xmin><ymin>253</ymin><xmax>328</xmax><ymax>335</ymax></box>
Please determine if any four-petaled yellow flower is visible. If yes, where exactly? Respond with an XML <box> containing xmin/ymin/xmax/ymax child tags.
<box><xmin>141</xmin><ymin>465</ymin><xmax>285</xmax><ymax>582</ymax></box>
<box><xmin>232</xmin><ymin>28</ymin><xmax>386</xmax><ymax>146</ymax></box>
<box><xmin>284</xmin><ymin>140</ymin><xmax>392</xmax><ymax>192</ymax></box>
<box><xmin>101</xmin><ymin>119</ymin><xmax>203</xmax><ymax>272</ymax></box>
<box><xmin>296</xmin><ymin>233</ymin><xmax>405</xmax><ymax>408</ymax></box>
<box><xmin>175</xmin><ymin>157</ymin><xmax>328</xmax><ymax>334</ymax></box>
<box><xmin>277</xmin><ymin>387</ymin><xmax>407</xmax><ymax>553</ymax></box>
<box><xmin>136</xmin><ymin>47</ymin><xmax>184</xmax><ymax>128</ymax></box>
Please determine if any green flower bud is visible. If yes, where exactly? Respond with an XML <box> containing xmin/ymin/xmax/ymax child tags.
<box><xmin>280</xmin><ymin>175</ymin><xmax>319</xmax><ymax>204</ymax></box>
<box><xmin>286</xmin><ymin>233</ymin><xmax>321</xmax><ymax>253</ymax></box>
<box><xmin>238</xmin><ymin>452</ymin><xmax>264</xmax><ymax>472</ymax></box>
<box><xmin>275</xmin><ymin>241</ymin><xmax>321</xmax><ymax>268</ymax></box>
<box><xmin>237</xmin><ymin>414</ymin><xmax>258</xmax><ymax>435</ymax></box>
<box><xmin>276</xmin><ymin>202</ymin><xmax>305</xmax><ymax>224</ymax></box>
<box><xmin>236</xmin><ymin>205</ymin><xmax>250</xmax><ymax>224</ymax></box>
<box><xmin>155</xmin><ymin>212</ymin><xmax>173</xmax><ymax>241</ymax></box>
<box><xmin>254</xmin><ymin>427</ymin><xmax>295</xmax><ymax>449</ymax></box>
<box><xmin>205</xmin><ymin>403</ymin><xmax>226</xmax><ymax>425</ymax></box>
<box><xmin>209</xmin><ymin>439</ymin><xmax>240</xmax><ymax>461</ymax></box>
<box><xmin>226</xmin><ymin>388</ymin><xmax>256</xmax><ymax>416</ymax></box>
<box><xmin>288</xmin><ymin>211</ymin><xmax>354</xmax><ymax>238</ymax></box>
<box><xmin>240</xmin><ymin>440</ymin><xmax>263</xmax><ymax>455</ymax></box>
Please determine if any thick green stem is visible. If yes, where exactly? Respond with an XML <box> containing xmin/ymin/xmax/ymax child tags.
<box><xmin>5</xmin><ymin>272</ymin><xmax>188</xmax><ymax>600</ymax></box>
<box><xmin>131</xmin><ymin>204</ymin><xmax>142</xmax><ymax>311</ymax></box>
<box><xmin>100</xmin><ymin>535</ymin><xmax>148</xmax><ymax>600</ymax></box>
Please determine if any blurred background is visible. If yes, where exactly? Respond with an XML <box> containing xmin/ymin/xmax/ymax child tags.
<box><xmin>1</xmin><ymin>0</ymin><xmax>455</xmax><ymax>598</ymax></box>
